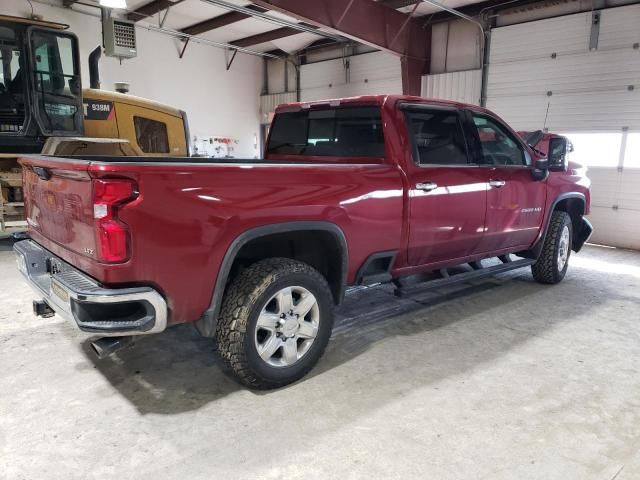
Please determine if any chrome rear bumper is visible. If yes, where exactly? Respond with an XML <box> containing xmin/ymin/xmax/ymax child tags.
<box><xmin>14</xmin><ymin>240</ymin><xmax>167</xmax><ymax>336</ymax></box>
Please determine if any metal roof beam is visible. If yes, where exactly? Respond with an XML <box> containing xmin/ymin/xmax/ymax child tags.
<box><xmin>127</xmin><ymin>0</ymin><xmax>186</xmax><ymax>22</ymax></box>
<box><xmin>379</xmin><ymin>0</ymin><xmax>420</xmax><ymax>9</ymax></box>
<box><xmin>230</xmin><ymin>26</ymin><xmax>300</xmax><ymax>48</ymax></box>
<box><xmin>141</xmin><ymin>23</ymin><xmax>282</xmax><ymax>58</ymax></box>
<box><xmin>201</xmin><ymin>0</ymin><xmax>343</xmax><ymax>42</ymax></box>
<box><xmin>180</xmin><ymin>5</ymin><xmax>268</xmax><ymax>36</ymax></box>
<box><xmin>250</xmin><ymin>0</ymin><xmax>428</xmax><ymax>58</ymax></box>
<box><xmin>250</xmin><ymin>0</ymin><xmax>431</xmax><ymax>95</ymax></box>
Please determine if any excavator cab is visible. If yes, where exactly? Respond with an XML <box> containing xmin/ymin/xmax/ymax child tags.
<box><xmin>0</xmin><ymin>16</ymin><xmax>83</xmax><ymax>153</ymax></box>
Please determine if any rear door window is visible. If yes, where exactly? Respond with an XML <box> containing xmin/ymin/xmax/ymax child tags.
<box><xmin>267</xmin><ymin>106</ymin><xmax>384</xmax><ymax>158</ymax></box>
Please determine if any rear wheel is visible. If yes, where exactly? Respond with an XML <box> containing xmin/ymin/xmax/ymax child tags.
<box><xmin>215</xmin><ymin>258</ymin><xmax>334</xmax><ymax>389</ymax></box>
<box><xmin>532</xmin><ymin>210</ymin><xmax>573</xmax><ymax>284</ymax></box>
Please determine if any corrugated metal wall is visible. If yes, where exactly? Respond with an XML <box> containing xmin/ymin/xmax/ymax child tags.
<box><xmin>260</xmin><ymin>92</ymin><xmax>297</xmax><ymax>122</ymax></box>
<box><xmin>421</xmin><ymin>69</ymin><xmax>482</xmax><ymax>105</ymax></box>
<box><xmin>300</xmin><ymin>51</ymin><xmax>402</xmax><ymax>102</ymax></box>
<box><xmin>487</xmin><ymin>3</ymin><xmax>640</xmax><ymax>250</ymax></box>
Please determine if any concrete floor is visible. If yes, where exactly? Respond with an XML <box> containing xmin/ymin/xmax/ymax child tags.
<box><xmin>1</xmin><ymin>240</ymin><xmax>640</xmax><ymax>480</ymax></box>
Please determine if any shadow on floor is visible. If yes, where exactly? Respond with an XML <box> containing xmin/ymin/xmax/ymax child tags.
<box><xmin>0</xmin><ymin>238</ymin><xmax>15</xmax><ymax>252</ymax></box>
<box><xmin>80</xmin><ymin>261</ymin><xmax>624</xmax><ymax>415</ymax></box>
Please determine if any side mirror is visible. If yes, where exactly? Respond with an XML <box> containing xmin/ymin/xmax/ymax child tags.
<box><xmin>530</xmin><ymin>157</ymin><xmax>548</xmax><ymax>181</ymax></box>
<box><xmin>524</xmin><ymin>130</ymin><xmax>544</xmax><ymax>148</ymax></box>
<box><xmin>535</xmin><ymin>158</ymin><xmax>548</xmax><ymax>171</ymax></box>
<box><xmin>548</xmin><ymin>137</ymin><xmax>568</xmax><ymax>172</ymax></box>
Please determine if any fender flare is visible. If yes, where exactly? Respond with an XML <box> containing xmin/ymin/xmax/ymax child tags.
<box><xmin>524</xmin><ymin>192</ymin><xmax>587</xmax><ymax>259</ymax></box>
<box><xmin>196</xmin><ymin>221</ymin><xmax>348</xmax><ymax>337</ymax></box>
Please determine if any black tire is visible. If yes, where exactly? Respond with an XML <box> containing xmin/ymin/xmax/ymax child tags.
<box><xmin>531</xmin><ymin>210</ymin><xmax>573</xmax><ymax>284</ymax></box>
<box><xmin>215</xmin><ymin>258</ymin><xmax>334</xmax><ymax>389</ymax></box>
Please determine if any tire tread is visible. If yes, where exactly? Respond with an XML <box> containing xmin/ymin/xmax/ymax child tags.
<box><xmin>215</xmin><ymin>257</ymin><xmax>332</xmax><ymax>389</ymax></box>
<box><xmin>532</xmin><ymin>210</ymin><xmax>572</xmax><ymax>284</ymax></box>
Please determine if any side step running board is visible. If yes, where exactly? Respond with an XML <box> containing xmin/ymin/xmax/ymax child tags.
<box><xmin>394</xmin><ymin>258</ymin><xmax>535</xmax><ymax>297</ymax></box>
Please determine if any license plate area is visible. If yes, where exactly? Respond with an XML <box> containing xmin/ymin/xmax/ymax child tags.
<box><xmin>51</xmin><ymin>280</ymin><xmax>70</xmax><ymax>303</ymax></box>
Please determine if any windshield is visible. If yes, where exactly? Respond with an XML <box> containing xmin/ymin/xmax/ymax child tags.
<box><xmin>30</xmin><ymin>28</ymin><xmax>82</xmax><ymax>135</ymax></box>
<box><xmin>0</xmin><ymin>23</ymin><xmax>26</xmax><ymax>133</ymax></box>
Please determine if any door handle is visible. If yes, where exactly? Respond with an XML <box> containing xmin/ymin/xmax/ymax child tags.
<box><xmin>489</xmin><ymin>179</ymin><xmax>506</xmax><ymax>188</ymax></box>
<box><xmin>416</xmin><ymin>182</ymin><xmax>438</xmax><ymax>192</ymax></box>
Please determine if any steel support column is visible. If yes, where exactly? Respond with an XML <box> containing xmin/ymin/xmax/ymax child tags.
<box><xmin>252</xmin><ymin>0</ymin><xmax>431</xmax><ymax>95</ymax></box>
<box><xmin>401</xmin><ymin>55</ymin><xmax>427</xmax><ymax>96</ymax></box>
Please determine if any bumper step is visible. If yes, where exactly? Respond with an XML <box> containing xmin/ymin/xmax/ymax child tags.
<box><xmin>14</xmin><ymin>239</ymin><xmax>167</xmax><ymax>336</ymax></box>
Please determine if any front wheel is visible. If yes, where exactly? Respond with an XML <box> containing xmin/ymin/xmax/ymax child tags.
<box><xmin>532</xmin><ymin>210</ymin><xmax>573</xmax><ymax>284</ymax></box>
<box><xmin>215</xmin><ymin>258</ymin><xmax>334</xmax><ymax>389</ymax></box>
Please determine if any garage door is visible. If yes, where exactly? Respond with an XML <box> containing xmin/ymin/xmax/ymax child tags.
<box><xmin>300</xmin><ymin>51</ymin><xmax>402</xmax><ymax>102</ymax></box>
<box><xmin>486</xmin><ymin>4</ymin><xmax>640</xmax><ymax>249</ymax></box>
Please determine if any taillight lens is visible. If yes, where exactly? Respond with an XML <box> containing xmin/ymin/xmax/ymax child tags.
<box><xmin>93</xmin><ymin>179</ymin><xmax>137</xmax><ymax>263</ymax></box>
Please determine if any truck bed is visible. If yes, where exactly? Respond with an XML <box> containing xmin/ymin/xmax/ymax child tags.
<box><xmin>19</xmin><ymin>154</ymin><xmax>405</xmax><ymax>325</ymax></box>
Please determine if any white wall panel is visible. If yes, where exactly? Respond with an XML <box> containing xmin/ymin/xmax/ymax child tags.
<box><xmin>487</xmin><ymin>4</ymin><xmax>640</xmax><ymax>131</ymax></box>
<box><xmin>598</xmin><ymin>5</ymin><xmax>640</xmax><ymax>49</ymax></box>
<box><xmin>350</xmin><ymin>52</ymin><xmax>401</xmax><ymax>83</ymax></box>
<box><xmin>588</xmin><ymin>168</ymin><xmax>620</xmax><ymax>208</ymax></box>
<box><xmin>430</xmin><ymin>20</ymin><xmax>482</xmax><ymax>74</ymax></box>
<box><xmin>260</xmin><ymin>92</ymin><xmax>297</xmax><ymax>121</ymax></box>
<box><xmin>490</xmin><ymin>13</ymin><xmax>591</xmax><ymax>63</ymax></box>
<box><xmin>487</xmin><ymin>4</ymin><xmax>640</xmax><ymax>249</ymax></box>
<box><xmin>300</xmin><ymin>58</ymin><xmax>346</xmax><ymax>91</ymax></box>
<box><xmin>300</xmin><ymin>51</ymin><xmax>402</xmax><ymax>102</ymax></box>
<box><xmin>422</xmin><ymin>70</ymin><xmax>482</xmax><ymax>105</ymax></box>
<box><xmin>586</xmin><ymin>206</ymin><xmax>640</xmax><ymax>250</ymax></box>
<box><xmin>488</xmin><ymin>50</ymin><xmax>640</xmax><ymax>98</ymax></box>
<box><xmin>488</xmin><ymin>90</ymin><xmax>640</xmax><ymax>132</ymax></box>
<box><xmin>575</xmin><ymin>166</ymin><xmax>640</xmax><ymax>250</ymax></box>
<box><xmin>267</xmin><ymin>58</ymin><xmax>286</xmax><ymax>95</ymax></box>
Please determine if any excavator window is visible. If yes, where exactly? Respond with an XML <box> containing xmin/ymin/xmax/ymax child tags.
<box><xmin>0</xmin><ymin>24</ymin><xmax>26</xmax><ymax>133</ymax></box>
<box><xmin>29</xmin><ymin>28</ymin><xmax>82</xmax><ymax>135</ymax></box>
<box><xmin>134</xmin><ymin>116</ymin><xmax>169</xmax><ymax>153</ymax></box>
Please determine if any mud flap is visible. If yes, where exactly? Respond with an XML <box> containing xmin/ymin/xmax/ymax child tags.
<box><xmin>572</xmin><ymin>217</ymin><xmax>593</xmax><ymax>253</ymax></box>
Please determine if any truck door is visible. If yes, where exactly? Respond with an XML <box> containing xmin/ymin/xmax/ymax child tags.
<box><xmin>403</xmin><ymin>105</ymin><xmax>488</xmax><ymax>266</ymax></box>
<box><xmin>466</xmin><ymin>111</ymin><xmax>546</xmax><ymax>252</ymax></box>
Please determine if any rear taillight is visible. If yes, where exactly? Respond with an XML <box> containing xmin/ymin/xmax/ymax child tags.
<box><xmin>93</xmin><ymin>179</ymin><xmax>137</xmax><ymax>263</ymax></box>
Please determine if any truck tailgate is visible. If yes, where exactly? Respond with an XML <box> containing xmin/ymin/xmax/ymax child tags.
<box><xmin>20</xmin><ymin>156</ymin><xmax>96</xmax><ymax>259</ymax></box>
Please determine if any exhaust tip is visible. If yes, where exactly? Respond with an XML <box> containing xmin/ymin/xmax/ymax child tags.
<box><xmin>90</xmin><ymin>336</ymin><xmax>133</xmax><ymax>359</ymax></box>
<box><xmin>88</xmin><ymin>46</ymin><xmax>102</xmax><ymax>90</ymax></box>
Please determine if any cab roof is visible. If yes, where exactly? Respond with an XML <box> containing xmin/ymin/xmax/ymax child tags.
<box><xmin>275</xmin><ymin>94</ymin><xmax>488</xmax><ymax>113</ymax></box>
<box><xmin>83</xmin><ymin>89</ymin><xmax>184</xmax><ymax>118</ymax></box>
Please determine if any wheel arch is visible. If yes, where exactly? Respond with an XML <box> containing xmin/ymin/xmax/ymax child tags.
<box><xmin>553</xmin><ymin>193</ymin><xmax>586</xmax><ymax>232</ymax></box>
<box><xmin>196</xmin><ymin>221</ymin><xmax>348</xmax><ymax>337</ymax></box>
<box><xmin>519</xmin><ymin>192</ymin><xmax>588</xmax><ymax>260</ymax></box>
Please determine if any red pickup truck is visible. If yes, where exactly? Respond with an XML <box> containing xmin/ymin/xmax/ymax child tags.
<box><xmin>14</xmin><ymin>95</ymin><xmax>592</xmax><ymax>389</ymax></box>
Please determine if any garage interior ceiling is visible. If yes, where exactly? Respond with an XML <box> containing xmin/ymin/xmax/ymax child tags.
<box><xmin>124</xmin><ymin>0</ymin><xmax>329</xmax><ymax>54</ymax></box>
<box><xmin>122</xmin><ymin>0</ymin><xmax>490</xmax><ymax>57</ymax></box>
<box><xmin>380</xmin><ymin>0</ymin><xmax>489</xmax><ymax>15</ymax></box>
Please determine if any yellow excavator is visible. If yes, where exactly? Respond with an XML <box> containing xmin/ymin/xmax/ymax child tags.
<box><xmin>0</xmin><ymin>15</ymin><xmax>190</xmax><ymax>237</ymax></box>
